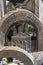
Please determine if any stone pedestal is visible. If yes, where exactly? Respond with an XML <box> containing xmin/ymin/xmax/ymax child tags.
<box><xmin>12</xmin><ymin>35</ymin><xmax>31</xmax><ymax>52</ymax></box>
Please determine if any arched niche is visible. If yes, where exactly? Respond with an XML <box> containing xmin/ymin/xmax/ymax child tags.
<box><xmin>0</xmin><ymin>9</ymin><xmax>43</xmax><ymax>51</ymax></box>
<box><xmin>5</xmin><ymin>21</ymin><xmax>38</xmax><ymax>52</ymax></box>
<box><xmin>0</xmin><ymin>46</ymin><xmax>33</xmax><ymax>65</ymax></box>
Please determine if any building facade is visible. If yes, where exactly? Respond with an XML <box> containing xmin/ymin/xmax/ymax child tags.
<box><xmin>0</xmin><ymin>0</ymin><xmax>43</xmax><ymax>65</ymax></box>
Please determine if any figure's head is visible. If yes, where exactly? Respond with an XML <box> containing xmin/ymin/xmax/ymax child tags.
<box><xmin>2</xmin><ymin>58</ymin><xmax>8</xmax><ymax>65</ymax></box>
<box><xmin>2</xmin><ymin>58</ymin><xmax>7</xmax><ymax>62</ymax></box>
<box><xmin>18</xmin><ymin>24</ymin><xmax>23</xmax><ymax>33</ymax></box>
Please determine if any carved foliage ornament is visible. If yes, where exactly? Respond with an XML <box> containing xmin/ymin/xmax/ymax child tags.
<box><xmin>8</xmin><ymin>0</ymin><xmax>29</xmax><ymax>6</ymax></box>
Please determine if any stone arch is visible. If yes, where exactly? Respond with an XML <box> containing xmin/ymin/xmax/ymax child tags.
<box><xmin>0</xmin><ymin>46</ymin><xmax>33</xmax><ymax>65</ymax></box>
<box><xmin>0</xmin><ymin>9</ymin><xmax>43</xmax><ymax>51</ymax></box>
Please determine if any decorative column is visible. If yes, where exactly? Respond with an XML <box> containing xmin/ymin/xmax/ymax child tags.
<box><xmin>0</xmin><ymin>4</ymin><xmax>1</xmax><ymax>19</ymax></box>
<box><xmin>35</xmin><ymin>0</ymin><xmax>39</xmax><ymax>17</ymax></box>
<box><xmin>0</xmin><ymin>0</ymin><xmax>6</xmax><ymax>18</ymax></box>
<box><xmin>0</xmin><ymin>32</ymin><xmax>4</xmax><ymax>48</ymax></box>
<box><xmin>39</xmin><ymin>0</ymin><xmax>43</xmax><ymax>23</ymax></box>
<box><xmin>32</xmin><ymin>0</ymin><xmax>35</xmax><ymax>13</ymax></box>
